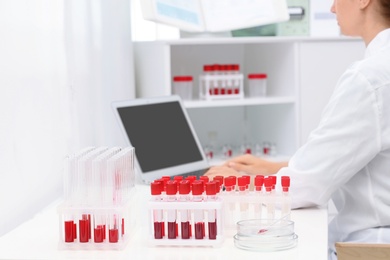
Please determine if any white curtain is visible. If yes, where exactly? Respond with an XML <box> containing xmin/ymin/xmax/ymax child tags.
<box><xmin>0</xmin><ymin>0</ymin><xmax>134</xmax><ymax>236</ymax></box>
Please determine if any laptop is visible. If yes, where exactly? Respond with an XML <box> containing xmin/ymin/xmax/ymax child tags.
<box><xmin>111</xmin><ymin>95</ymin><xmax>210</xmax><ymax>184</ymax></box>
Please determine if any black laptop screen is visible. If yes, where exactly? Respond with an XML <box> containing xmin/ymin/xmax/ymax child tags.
<box><xmin>117</xmin><ymin>101</ymin><xmax>203</xmax><ymax>172</ymax></box>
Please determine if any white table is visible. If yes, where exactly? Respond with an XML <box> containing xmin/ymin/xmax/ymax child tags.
<box><xmin>0</xmin><ymin>184</ymin><xmax>328</xmax><ymax>260</ymax></box>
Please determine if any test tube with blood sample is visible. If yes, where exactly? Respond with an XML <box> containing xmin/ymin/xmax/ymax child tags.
<box><xmin>165</xmin><ymin>180</ymin><xmax>178</xmax><ymax>239</ymax></box>
<box><xmin>150</xmin><ymin>181</ymin><xmax>164</xmax><ymax>239</ymax></box>
<box><xmin>205</xmin><ymin>181</ymin><xmax>218</xmax><ymax>240</ymax></box>
<box><xmin>192</xmin><ymin>180</ymin><xmax>205</xmax><ymax>239</ymax></box>
<box><xmin>178</xmin><ymin>180</ymin><xmax>191</xmax><ymax>239</ymax></box>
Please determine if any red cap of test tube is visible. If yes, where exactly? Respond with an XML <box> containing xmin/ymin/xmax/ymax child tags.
<box><xmin>254</xmin><ymin>175</ymin><xmax>264</xmax><ymax>191</ymax></box>
<box><xmin>242</xmin><ymin>175</ymin><xmax>250</xmax><ymax>188</ymax></box>
<box><xmin>150</xmin><ymin>181</ymin><xmax>162</xmax><ymax>195</ymax></box>
<box><xmin>154</xmin><ymin>179</ymin><xmax>165</xmax><ymax>192</ymax></box>
<box><xmin>264</xmin><ymin>177</ymin><xmax>273</xmax><ymax>192</ymax></box>
<box><xmin>281</xmin><ymin>176</ymin><xmax>290</xmax><ymax>192</ymax></box>
<box><xmin>224</xmin><ymin>176</ymin><xmax>235</xmax><ymax>191</ymax></box>
<box><xmin>213</xmin><ymin>176</ymin><xmax>223</xmax><ymax>192</ymax></box>
<box><xmin>199</xmin><ymin>176</ymin><xmax>209</xmax><ymax>184</ymax></box>
<box><xmin>179</xmin><ymin>180</ymin><xmax>191</xmax><ymax>195</ymax></box>
<box><xmin>205</xmin><ymin>181</ymin><xmax>217</xmax><ymax>195</ymax></box>
<box><xmin>165</xmin><ymin>180</ymin><xmax>177</xmax><ymax>195</ymax></box>
<box><xmin>192</xmin><ymin>180</ymin><xmax>204</xmax><ymax>196</ymax></box>
<box><xmin>269</xmin><ymin>175</ymin><xmax>277</xmax><ymax>189</ymax></box>
<box><xmin>237</xmin><ymin>176</ymin><xmax>247</xmax><ymax>191</ymax></box>
<box><xmin>173</xmin><ymin>175</ymin><xmax>183</xmax><ymax>182</ymax></box>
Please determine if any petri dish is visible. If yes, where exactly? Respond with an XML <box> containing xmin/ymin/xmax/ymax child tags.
<box><xmin>234</xmin><ymin>219</ymin><xmax>298</xmax><ymax>251</ymax></box>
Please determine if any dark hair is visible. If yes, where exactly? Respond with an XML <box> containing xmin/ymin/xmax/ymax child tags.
<box><xmin>378</xmin><ymin>0</ymin><xmax>390</xmax><ymax>18</ymax></box>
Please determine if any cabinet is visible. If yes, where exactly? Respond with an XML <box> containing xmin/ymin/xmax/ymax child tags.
<box><xmin>133</xmin><ymin>37</ymin><xmax>364</xmax><ymax>161</ymax></box>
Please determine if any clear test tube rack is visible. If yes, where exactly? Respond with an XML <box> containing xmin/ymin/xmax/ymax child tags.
<box><xmin>147</xmin><ymin>198</ymin><xmax>224</xmax><ymax>247</ymax></box>
<box><xmin>57</xmin><ymin>146</ymin><xmax>136</xmax><ymax>250</ymax></box>
<box><xmin>219</xmin><ymin>191</ymin><xmax>292</xmax><ymax>230</ymax></box>
<box><xmin>57</xmin><ymin>194</ymin><xmax>136</xmax><ymax>250</ymax></box>
<box><xmin>199</xmin><ymin>74</ymin><xmax>244</xmax><ymax>100</ymax></box>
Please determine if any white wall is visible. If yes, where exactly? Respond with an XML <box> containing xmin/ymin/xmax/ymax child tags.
<box><xmin>0</xmin><ymin>0</ymin><xmax>135</xmax><ymax>236</ymax></box>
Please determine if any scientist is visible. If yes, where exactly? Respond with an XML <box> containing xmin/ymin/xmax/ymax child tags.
<box><xmin>205</xmin><ymin>0</ymin><xmax>390</xmax><ymax>259</ymax></box>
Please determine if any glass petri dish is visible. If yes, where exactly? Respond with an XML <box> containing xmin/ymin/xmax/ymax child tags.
<box><xmin>234</xmin><ymin>233</ymin><xmax>298</xmax><ymax>251</ymax></box>
<box><xmin>234</xmin><ymin>219</ymin><xmax>298</xmax><ymax>251</ymax></box>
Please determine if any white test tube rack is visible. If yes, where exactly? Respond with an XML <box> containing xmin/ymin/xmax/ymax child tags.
<box><xmin>199</xmin><ymin>74</ymin><xmax>244</xmax><ymax>100</ymax></box>
<box><xmin>147</xmin><ymin>199</ymin><xmax>224</xmax><ymax>247</ymax></box>
<box><xmin>220</xmin><ymin>191</ymin><xmax>292</xmax><ymax>230</ymax></box>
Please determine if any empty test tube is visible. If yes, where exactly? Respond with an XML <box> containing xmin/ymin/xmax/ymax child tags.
<box><xmin>281</xmin><ymin>176</ymin><xmax>291</xmax><ymax>219</ymax></box>
<box><xmin>254</xmin><ymin>175</ymin><xmax>264</xmax><ymax>219</ymax></box>
<box><xmin>264</xmin><ymin>177</ymin><xmax>275</xmax><ymax>220</ymax></box>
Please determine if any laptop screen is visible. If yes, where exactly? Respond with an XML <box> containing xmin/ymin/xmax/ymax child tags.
<box><xmin>112</xmin><ymin>95</ymin><xmax>209</xmax><ymax>183</ymax></box>
<box><xmin>117</xmin><ymin>101</ymin><xmax>203</xmax><ymax>172</ymax></box>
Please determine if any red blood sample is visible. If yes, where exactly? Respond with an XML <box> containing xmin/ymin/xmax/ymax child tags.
<box><xmin>94</xmin><ymin>225</ymin><xmax>105</xmax><ymax>243</ymax></box>
<box><xmin>153</xmin><ymin>222</ymin><xmax>163</xmax><ymax>239</ymax></box>
<box><xmin>195</xmin><ymin>222</ymin><xmax>205</xmax><ymax>239</ymax></box>
<box><xmin>109</xmin><ymin>228</ymin><xmax>119</xmax><ymax>243</ymax></box>
<box><xmin>64</xmin><ymin>220</ymin><xmax>74</xmax><ymax>242</ymax></box>
<box><xmin>79</xmin><ymin>219</ymin><xmax>89</xmax><ymax>243</ymax></box>
<box><xmin>181</xmin><ymin>221</ymin><xmax>190</xmax><ymax>239</ymax></box>
<box><xmin>208</xmin><ymin>221</ymin><xmax>217</xmax><ymax>240</ymax></box>
<box><xmin>167</xmin><ymin>222</ymin><xmax>176</xmax><ymax>239</ymax></box>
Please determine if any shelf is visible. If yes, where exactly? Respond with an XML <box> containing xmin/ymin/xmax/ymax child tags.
<box><xmin>183</xmin><ymin>96</ymin><xmax>295</xmax><ymax>109</ymax></box>
<box><xmin>137</xmin><ymin>36</ymin><xmax>362</xmax><ymax>46</ymax></box>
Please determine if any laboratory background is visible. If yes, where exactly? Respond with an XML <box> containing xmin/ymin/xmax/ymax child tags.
<box><xmin>0</xmin><ymin>0</ymin><xmax>368</xmax><ymax>259</ymax></box>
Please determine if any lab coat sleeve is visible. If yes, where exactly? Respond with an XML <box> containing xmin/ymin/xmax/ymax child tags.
<box><xmin>278</xmin><ymin>66</ymin><xmax>381</xmax><ymax>209</ymax></box>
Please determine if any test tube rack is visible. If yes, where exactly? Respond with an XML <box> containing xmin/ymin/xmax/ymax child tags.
<box><xmin>147</xmin><ymin>178</ymin><xmax>224</xmax><ymax>246</ymax></box>
<box><xmin>199</xmin><ymin>74</ymin><xmax>244</xmax><ymax>100</ymax></box>
<box><xmin>220</xmin><ymin>175</ymin><xmax>291</xmax><ymax>230</ymax></box>
<box><xmin>58</xmin><ymin>195</ymin><xmax>136</xmax><ymax>250</ymax></box>
<box><xmin>220</xmin><ymin>192</ymin><xmax>291</xmax><ymax>230</ymax></box>
<box><xmin>57</xmin><ymin>146</ymin><xmax>136</xmax><ymax>250</ymax></box>
<box><xmin>147</xmin><ymin>199</ymin><xmax>224</xmax><ymax>246</ymax></box>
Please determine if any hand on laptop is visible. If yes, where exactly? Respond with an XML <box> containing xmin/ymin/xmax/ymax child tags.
<box><xmin>203</xmin><ymin>154</ymin><xmax>288</xmax><ymax>179</ymax></box>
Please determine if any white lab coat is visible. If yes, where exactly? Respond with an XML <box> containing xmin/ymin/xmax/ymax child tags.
<box><xmin>277</xmin><ymin>28</ymin><xmax>390</xmax><ymax>260</ymax></box>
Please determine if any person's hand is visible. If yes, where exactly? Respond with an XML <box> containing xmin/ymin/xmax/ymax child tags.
<box><xmin>223</xmin><ymin>154</ymin><xmax>288</xmax><ymax>176</ymax></box>
<box><xmin>204</xmin><ymin>165</ymin><xmax>243</xmax><ymax>179</ymax></box>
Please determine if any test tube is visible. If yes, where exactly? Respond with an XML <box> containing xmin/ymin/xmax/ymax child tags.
<box><xmin>64</xmin><ymin>215</ymin><xmax>76</xmax><ymax>243</ymax></box>
<box><xmin>232</xmin><ymin>64</ymin><xmax>240</xmax><ymax>94</ymax></box>
<box><xmin>224</xmin><ymin>176</ymin><xmax>236</xmax><ymax>227</ymax></box>
<box><xmin>237</xmin><ymin>177</ymin><xmax>249</xmax><ymax>220</ymax></box>
<box><xmin>178</xmin><ymin>180</ymin><xmax>191</xmax><ymax>239</ymax></box>
<box><xmin>254</xmin><ymin>175</ymin><xmax>264</xmax><ymax>219</ymax></box>
<box><xmin>79</xmin><ymin>214</ymin><xmax>91</xmax><ymax>243</ymax></box>
<box><xmin>205</xmin><ymin>181</ymin><xmax>218</xmax><ymax>240</ymax></box>
<box><xmin>281</xmin><ymin>176</ymin><xmax>291</xmax><ymax>220</ymax></box>
<box><xmin>264</xmin><ymin>177</ymin><xmax>275</xmax><ymax>221</ymax></box>
<box><xmin>165</xmin><ymin>180</ymin><xmax>178</xmax><ymax>239</ymax></box>
<box><xmin>192</xmin><ymin>180</ymin><xmax>205</xmax><ymax>239</ymax></box>
<box><xmin>213</xmin><ymin>176</ymin><xmax>224</xmax><ymax>193</ymax></box>
<box><xmin>222</xmin><ymin>144</ymin><xmax>233</xmax><ymax>158</ymax></box>
<box><xmin>202</xmin><ymin>64</ymin><xmax>214</xmax><ymax>96</ymax></box>
<box><xmin>220</xmin><ymin>64</ymin><xmax>228</xmax><ymax>95</ymax></box>
<box><xmin>212</xmin><ymin>64</ymin><xmax>221</xmax><ymax>95</ymax></box>
<box><xmin>151</xmin><ymin>181</ymin><xmax>164</xmax><ymax>239</ymax></box>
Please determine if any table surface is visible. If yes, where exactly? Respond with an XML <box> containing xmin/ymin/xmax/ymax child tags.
<box><xmin>0</xmin><ymin>184</ymin><xmax>328</xmax><ymax>260</ymax></box>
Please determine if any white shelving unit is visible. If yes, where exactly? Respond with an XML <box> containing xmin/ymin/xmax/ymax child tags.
<box><xmin>133</xmin><ymin>36</ymin><xmax>365</xmax><ymax>161</ymax></box>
